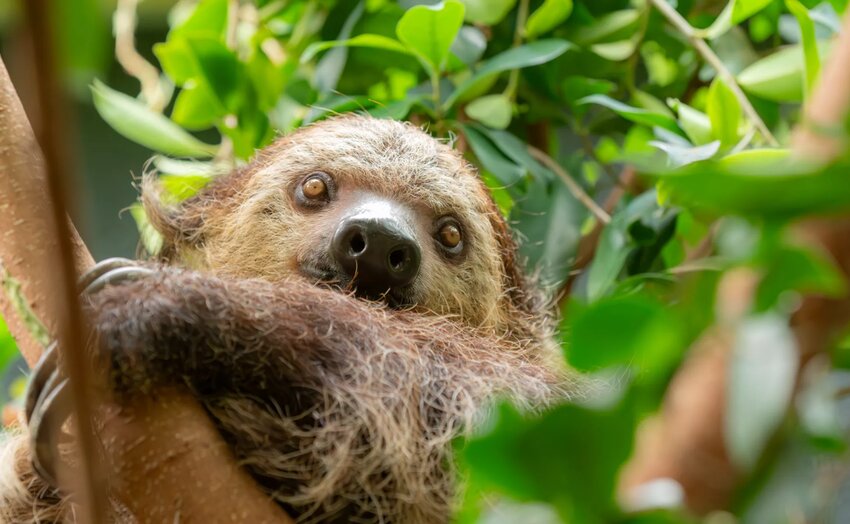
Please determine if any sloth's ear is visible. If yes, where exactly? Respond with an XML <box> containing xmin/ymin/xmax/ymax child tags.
<box><xmin>140</xmin><ymin>166</ymin><xmax>252</xmax><ymax>261</ymax></box>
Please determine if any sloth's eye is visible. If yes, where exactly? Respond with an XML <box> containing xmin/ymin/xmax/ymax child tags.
<box><xmin>296</xmin><ymin>172</ymin><xmax>335</xmax><ymax>207</ymax></box>
<box><xmin>435</xmin><ymin>217</ymin><xmax>463</xmax><ymax>255</ymax></box>
<box><xmin>302</xmin><ymin>175</ymin><xmax>328</xmax><ymax>199</ymax></box>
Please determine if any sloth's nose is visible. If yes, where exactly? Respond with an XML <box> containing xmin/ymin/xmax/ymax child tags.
<box><xmin>332</xmin><ymin>217</ymin><xmax>421</xmax><ymax>296</ymax></box>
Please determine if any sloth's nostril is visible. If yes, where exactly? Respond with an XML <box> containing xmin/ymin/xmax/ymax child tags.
<box><xmin>349</xmin><ymin>232</ymin><xmax>366</xmax><ymax>255</ymax></box>
<box><xmin>388</xmin><ymin>248</ymin><xmax>407</xmax><ymax>271</ymax></box>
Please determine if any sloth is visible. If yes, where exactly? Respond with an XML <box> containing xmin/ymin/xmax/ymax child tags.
<box><xmin>0</xmin><ymin>115</ymin><xmax>574</xmax><ymax>523</ymax></box>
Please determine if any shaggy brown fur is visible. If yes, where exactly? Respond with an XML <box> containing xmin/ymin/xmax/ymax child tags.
<box><xmin>0</xmin><ymin>116</ymin><xmax>572</xmax><ymax>523</ymax></box>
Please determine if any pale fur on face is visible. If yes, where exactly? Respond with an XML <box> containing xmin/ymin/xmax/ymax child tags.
<box><xmin>161</xmin><ymin>116</ymin><xmax>515</xmax><ymax>329</ymax></box>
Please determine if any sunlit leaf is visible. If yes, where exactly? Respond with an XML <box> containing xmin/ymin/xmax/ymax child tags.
<box><xmin>706</xmin><ymin>78</ymin><xmax>742</xmax><ymax>147</ymax></box>
<box><xmin>396</xmin><ymin>0</ymin><xmax>466</xmax><ymax>73</ymax></box>
<box><xmin>526</xmin><ymin>0</ymin><xmax>573</xmax><ymax>39</ymax></box>
<box><xmin>737</xmin><ymin>42</ymin><xmax>830</xmax><ymax>103</ymax></box>
<box><xmin>458</xmin><ymin>0</ymin><xmax>516</xmax><ymax>25</ymax></box>
<box><xmin>445</xmin><ymin>40</ymin><xmax>572</xmax><ymax>108</ymax></box>
<box><xmin>302</xmin><ymin>34</ymin><xmax>412</xmax><ymax>63</ymax></box>
<box><xmin>91</xmin><ymin>80</ymin><xmax>217</xmax><ymax>158</ymax></box>
<box><xmin>579</xmin><ymin>94</ymin><xmax>680</xmax><ymax>132</ymax></box>
<box><xmin>572</xmin><ymin>9</ymin><xmax>640</xmax><ymax>45</ymax></box>
<box><xmin>466</xmin><ymin>94</ymin><xmax>513</xmax><ymax>129</ymax></box>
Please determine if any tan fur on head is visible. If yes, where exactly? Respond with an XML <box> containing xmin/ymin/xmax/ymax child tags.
<box><xmin>144</xmin><ymin>115</ymin><xmax>546</xmax><ymax>332</ymax></box>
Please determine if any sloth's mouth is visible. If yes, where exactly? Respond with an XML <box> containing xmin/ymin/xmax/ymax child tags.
<box><xmin>299</xmin><ymin>263</ymin><xmax>415</xmax><ymax>309</ymax></box>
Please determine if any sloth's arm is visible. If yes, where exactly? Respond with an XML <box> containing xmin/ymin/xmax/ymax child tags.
<box><xmin>86</xmin><ymin>266</ymin><xmax>544</xmax><ymax>399</ymax></box>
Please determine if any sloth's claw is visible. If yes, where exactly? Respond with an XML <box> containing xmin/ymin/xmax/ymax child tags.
<box><xmin>24</xmin><ymin>259</ymin><xmax>154</xmax><ymax>488</ymax></box>
<box><xmin>25</xmin><ymin>342</ymin><xmax>72</xmax><ymax>488</ymax></box>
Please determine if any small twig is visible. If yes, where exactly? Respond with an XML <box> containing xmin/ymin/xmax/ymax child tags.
<box><xmin>114</xmin><ymin>0</ymin><xmax>168</xmax><ymax>111</ymax></box>
<box><xmin>528</xmin><ymin>145</ymin><xmax>612</xmax><ymax>224</ymax></box>
<box><xmin>650</xmin><ymin>0</ymin><xmax>779</xmax><ymax>147</ymax></box>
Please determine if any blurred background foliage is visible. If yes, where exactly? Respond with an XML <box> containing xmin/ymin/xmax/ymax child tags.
<box><xmin>3</xmin><ymin>0</ymin><xmax>850</xmax><ymax>522</ymax></box>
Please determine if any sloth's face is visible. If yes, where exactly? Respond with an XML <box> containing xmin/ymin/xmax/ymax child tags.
<box><xmin>200</xmin><ymin>116</ymin><xmax>509</xmax><ymax>327</ymax></box>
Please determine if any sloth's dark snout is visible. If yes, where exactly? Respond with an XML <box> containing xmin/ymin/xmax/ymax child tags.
<box><xmin>332</xmin><ymin>211</ymin><xmax>421</xmax><ymax>298</ymax></box>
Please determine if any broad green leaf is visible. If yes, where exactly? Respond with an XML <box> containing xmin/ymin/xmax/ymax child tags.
<box><xmin>450</xmin><ymin>26</ymin><xmax>487</xmax><ymax>66</ymax></box>
<box><xmin>465</xmin><ymin>94</ymin><xmax>513</xmax><ymax>129</ymax></box>
<box><xmin>737</xmin><ymin>43</ymin><xmax>830</xmax><ymax>103</ymax></box>
<box><xmin>785</xmin><ymin>0</ymin><xmax>820</xmax><ymax>97</ymax></box>
<box><xmin>396</xmin><ymin>1</ymin><xmax>466</xmax><ymax>73</ymax></box>
<box><xmin>459</xmin><ymin>0</ymin><xmax>516</xmax><ymax>25</ymax></box>
<box><xmin>463</xmin><ymin>125</ymin><xmax>526</xmax><ymax>190</ymax></box>
<box><xmin>169</xmin><ymin>0</ymin><xmax>228</xmax><ymax>40</ymax></box>
<box><xmin>671</xmin><ymin>100</ymin><xmax>714</xmax><ymax>145</ymax></box>
<box><xmin>578</xmin><ymin>94</ymin><xmax>680</xmax><ymax>132</ymax></box>
<box><xmin>460</xmin><ymin>401</ymin><xmax>634</xmax><ymax>522</ymax></box>
<box><xmin>171</xmin><ymin>84</ymin><xmax>220</xmax><ymax>129</ymax></box>
<box><xmin>564</xmin><ymin>294</ymin><xmax>685</xmax><ymax>380</ymax></box>
<box><xmin>526</xmin><ymin>0</ymin><xmax>573</xmax><ymax>39</ymax></box>
<box><xmin>755</xmin><ymin>245</ymin><xmax>847</xmax><ymax>312</ymax></box>
<box><xmin>445</xmin><ymin>40</ymin><xmax>572</xmax><ymax>108</ymax></box>
<box><xmin>649</xmin><ymin>151</ymin><xmax>850</xmax><ymax>217</ymax></box>
<box><xmin>572</xmin><ymin>9</ymin><xmax>640</xmax><ymax>45</ymax></box>
<box><xmin>706</xmin><ymin>78</ymin><xmax>742</xmax><ymax>147</ymax></box>
<box><xmin>650</xmin><ymin>140</ymin><xmax>721</xmax><ymax>169</ymax></box>
<box><xmin>591</xmin><ymin>37</ymin><xmax>640</xmax><ymax>61</ymax></box>
<box><xmin>726</xmin><ymin>314</ymin><xmax>798</xmax><ymax>470</ymax></box>
<box><xmin>91</xmin><ymin>80</ymin><xmax>217</xmax><ymax>158</ymax></box>
<box><xmin>586</xmin><ymin>192</ymin><xmax>658</xmax><ymax>301</ymax></box>
<box><xmin>302</xmin><ymin>34</ymin><xmax>412</xmax><ymax>63</ymax></box>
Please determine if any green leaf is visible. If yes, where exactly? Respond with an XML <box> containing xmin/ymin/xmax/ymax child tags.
<box><xmin>463</xmin><ymin>125</ymin><xmax>527</xmax><ymax>190</ymax></box>
<box><xmin>91</xmin><ymin>80</ymin><xmax>217</xmax><ymax>158</ymax></box>
<box><xmin>314</xmin><ymin>1</ymin><xmax>365</xmax><ymax>93</ymax></box>
<box><xmin>785</xmin><ymin>0</ymin><xmax>821</xmax><ymax>97</ymax></box>
<box><xmin>706</xmin><ymin>78</ymin><xmax>742</xmax><ymax>147</ymax></box>
<box><xmin>755</xmin><ymin>245</ymin><xmax>847</xmax><ymax>312</ymax></box>
<box><xmin>737</xmin><ymin>42</ymin><xmax>830</xmax><ymax>103</ymax></box>
<box><xmin>672</xmin><ymin>100</ymin><xmax>714</xmax><ymax>145</ymax></box>
<box><xmin>648</xmin><ymin>150</ymin><xmax>850</xmax><ymax>217</ymax></box>
<box><xmin>459</xmin><ymin>0</ymin><xmax>516</xmax><ymax>25</ymax></box>
<box><xmin>726</xmin><ymin>314</ymin><xmax>798</xmax><ymax>470</ymax></box>
<box><xmin>586</xmin><ymin>192</ymin><xmax>659</xmax><ymax>301</ymax></box>
<box><xmin>445</xmin><ymin>39</ymin><xmax>572</xmax><ymax>108</ymax></box>
<box><xmin>572</xmin><ymin>9</ymin><xmax>640</xmax><ymax>45</ymax></box>
<box><xmin>169</xmin><ymin>0</ymin><xmax>228</xmax><ymax>40</ymax></box>
<box><xmin>526</xmin><ymin>0</ymin><xmax>573</xmax><ymax>39</ymax></box>
<box><xmin>396</xmin><ymin>1</ymin><xmax>466</xmax><ymax>73</ymax></box>
<box><xmin>578</xmin><ymin>94</ymin><xmax>680</xmax><ymax>132</ymax></box>
<box><xmin>465</xmin><ymin>94</ymin><xmax>513</xmax><ymax>129</ymax></box>
<box><xmin>302</xmin><ymin>34</ymin><xmax>412</xmax><ymax>64</ymax></box>
<box><xmin>171</xmin><ymin>84</ymin><xmax>221</xmax><ymax>129</ymax></box>
<box><xmin>564</xmin><ymin>294</ymin><xmax>685</xmax><ymax>379</ymax></box>
<box><xmin>460</xmin><ymin>401</ymin><xmax>635</xmax><ymax>522</ymax></box>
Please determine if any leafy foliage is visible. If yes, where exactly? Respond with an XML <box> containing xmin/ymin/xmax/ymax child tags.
<box><xmin>4</xmin><ymin>0</ymin><xmax>850</xmax><ymax>522</ymax></box>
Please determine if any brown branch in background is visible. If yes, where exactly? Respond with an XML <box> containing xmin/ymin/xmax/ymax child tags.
<box><xmin>620</xmin><ymin>12</ymin><xmax>850</xmax><ymax>513</ymax></box>
<box><xmin>114</xmin><ymin>0</ymin><xmax>168</xmax><ymax>111</ymax></box>
<box><xmin>20</xmin><ymin>1</ymin><xmax>108</xmax><ymax>519</ymax></box>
